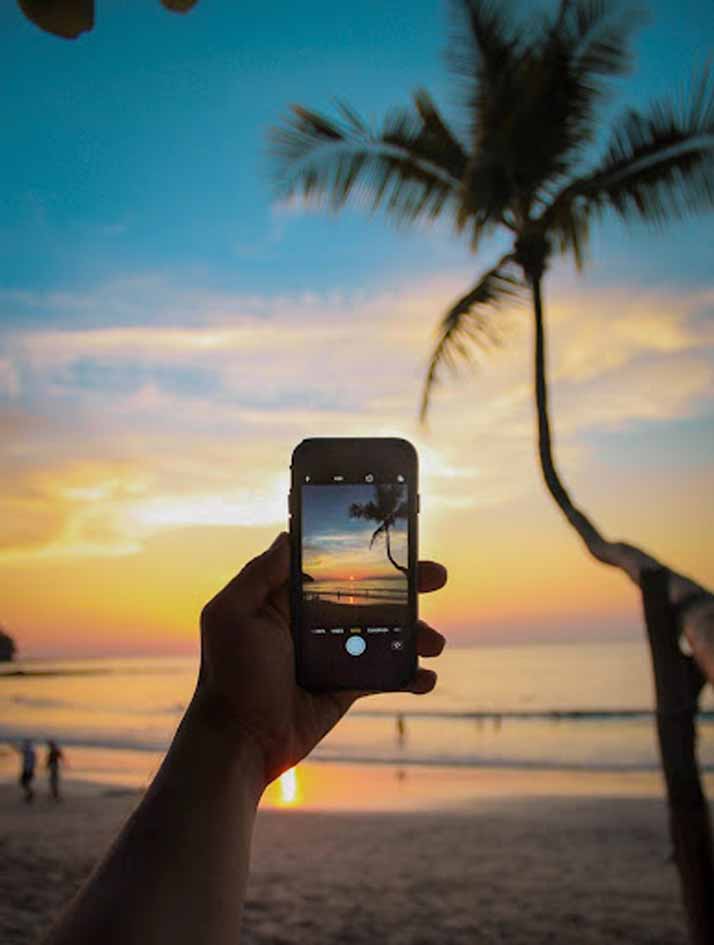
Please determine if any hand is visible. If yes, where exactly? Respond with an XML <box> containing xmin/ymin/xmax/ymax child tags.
<box><xmin>192</xmin><ymin>532</ymin><xmax>447</xmax><ymax>786</ymax></box>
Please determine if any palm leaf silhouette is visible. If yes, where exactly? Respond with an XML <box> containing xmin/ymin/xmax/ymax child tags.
<box><xmin>349</xmin><ymin>484</ymin><xmax>408</xmax><ymax>576</ymax></box>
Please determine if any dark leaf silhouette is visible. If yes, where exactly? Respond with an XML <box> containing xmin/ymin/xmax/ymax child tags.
<box><xmin>18</xmin><ymin>0</ymin><xmax>198</xmax><ymax>38</ymax></box>
<box><xmin>0</xmin><ymin>625</ymin><xmax>17</xmax><ymax>662</ymax></box>
<box><xmin>349</xmin><ymin>484</ymin><xmax>408</xmax><ymax>575</ymax></box>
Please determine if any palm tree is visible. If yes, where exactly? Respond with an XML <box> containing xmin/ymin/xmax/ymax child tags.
<box><xmin>349</xmin><ymin>484</ymin><xmax>408</xmax><ymax>575</ymax></box>
<box><xmin>270</xmin><ymin>0</ymin><xmax>714</xmax><ymax>680</ymax></box>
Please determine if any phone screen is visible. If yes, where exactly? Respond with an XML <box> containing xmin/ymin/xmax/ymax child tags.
<box><xmin>291</xmin><ymin>441</ymin><xmax>417</xmax><ymax>691</ymax></box>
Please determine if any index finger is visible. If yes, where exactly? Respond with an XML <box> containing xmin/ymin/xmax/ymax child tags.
<box><xmin>209</xmin><ymin>532</ymin><xmax>290</xmax><ymax>620</ymax></box>
<box><xmin>418</xmin><ymin>560</ymin><xmax>447</xmax><ymax>593</ymax></box>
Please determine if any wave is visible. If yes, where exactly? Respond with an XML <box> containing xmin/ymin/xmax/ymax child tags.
<box><xmin>1</xmin><ymin>724</ymin><xmax>712</xmax><ymax>774</ymax></box>
<box><xmin>4</xmin><ymin>691</ymin><xmax>713</xmax><ymax>724</ymax></box>
<box><xmin>8</xmin><ymin>694</ymin><xmax>186</xmax><ymax>716</ymax></box>
<box><xmin>0</xmin><ymin>726</ymin><xmax>169</xmax><ymax>753</ymax></box>
<box><xmin>353</xmin><ymin>708</ymin><xmax>714</xmax><ymax>723</ymax></box>
<box><xmin>310</xmin><ymin>751</ymin><xmax>714</xmax><ymax>774</ymax></box>
<box><xmin>0</xmin><ymin>666</ymin><xmax>186</xmax><ymax>679</ymax></box>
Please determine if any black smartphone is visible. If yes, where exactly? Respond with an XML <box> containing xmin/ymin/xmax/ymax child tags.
<box><xmin>289</xmin><ymin>437</ymin><xmax>418</xmax><ymax>691</ymax></box>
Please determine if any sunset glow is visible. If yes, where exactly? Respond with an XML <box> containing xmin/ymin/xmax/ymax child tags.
<box><xmin>0</xmin><ymin>1</ymin><xmax>712</xmax><ymax>659</ymax></box>
<box><xmin>278</xmin><ymin>767</ymin><xmax>300</xmax><ymax>807</ymax></box>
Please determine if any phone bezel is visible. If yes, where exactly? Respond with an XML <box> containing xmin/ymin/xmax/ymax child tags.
<box><xmin>289</xmin><ymin>437</ymin><xmax>418</xmax><ymax>691</ymax></box>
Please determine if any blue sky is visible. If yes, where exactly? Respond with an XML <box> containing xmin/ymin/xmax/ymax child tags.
<box><xmin>2</xmin><ymin>0</ymin><xmax>713</xmax><ymax>313</ymax></box>
<box><xmin>1</xmin><ymin>0</ymin><xmax>713</xmax><ymax>654</ymax></box>
<box><xmin>302</xmin><ymin>484</ymin><xmax>408</xmax><ymax>581</ymax></box>
<box><xmin>304</xmin><ymin>485</ymin><xmax>386</xmax><ymax>540</ymax></box>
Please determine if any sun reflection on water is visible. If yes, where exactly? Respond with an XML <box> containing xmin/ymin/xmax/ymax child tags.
<box><xmin>278</xmin><ymin>766</ymin><xmax>300</xmax><ymax>806</ymax></box>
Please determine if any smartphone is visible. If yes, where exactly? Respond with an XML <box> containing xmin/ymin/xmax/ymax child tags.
<box><xmin>289</xmin><ymin>437</ymin><xmax>418</xmax><ymax>691</ymax></box>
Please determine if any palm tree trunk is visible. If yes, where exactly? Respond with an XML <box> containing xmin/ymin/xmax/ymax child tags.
<box><xmin>532</xmin><ymin>275</ymin><xmax>714</xmax><ymax>944</ymax></box>
<box><xmin>530</xmin><ymin>274</ymin><xmax>714</xmax><ymax>682</ymax></box>
<box><xmin>384</xmin><ymin>526</ymin><xmax>408</xmax><ymax>576</ymax></box>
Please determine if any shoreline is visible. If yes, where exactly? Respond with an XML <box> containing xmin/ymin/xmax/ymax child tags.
<box><xmin>4</xmin><ymin>757</ymin><xmax>713</xmax><ymax>812</ymax></box>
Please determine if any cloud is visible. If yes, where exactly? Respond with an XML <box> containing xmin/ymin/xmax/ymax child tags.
<box><xmin>0</xmin><ymin>358</ymin><xmax>19</xmax><ymax>397</ymax></box>
<box><xmin>0</xmin><ymin>270</ymin><xmax>712</xmax><ymax>561</ymax></box>
<box><xmin>550</xmin><ymin>287</ymin><xmax>714</xmax><ymax>384</ymax></box>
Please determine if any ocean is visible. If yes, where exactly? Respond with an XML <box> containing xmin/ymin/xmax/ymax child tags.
<box><xmin>1</xmin><ymin>641</ymin><xmax>713</xmax><ymax>789</ymax></box>
<box><xmin>305</xmin><ymin>577</ymin><xmax>407</xmax><ymax>605</ymax></box>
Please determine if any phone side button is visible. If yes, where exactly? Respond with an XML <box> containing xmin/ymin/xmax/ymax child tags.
<box><xmin>417</xmin><ymin>493</ymin><xmax>421</xmax><ymax>513</ymax></box>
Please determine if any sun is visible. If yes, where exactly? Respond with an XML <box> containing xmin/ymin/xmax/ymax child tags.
<box><xmin>349</xmin><ymin>575</ymin><xmax>355</xmax><ymax>581</ymax></box>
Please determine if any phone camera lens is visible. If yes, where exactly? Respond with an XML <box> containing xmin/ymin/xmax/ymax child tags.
<box><xmin>397</xmin><ymin>474</ymin><xmax>405</xmax><ymax>483</ymax></box>
<box><xmin>365</xmin><ymin>473</ymin><xmax>374</xmax><ymax>483</ymax></box>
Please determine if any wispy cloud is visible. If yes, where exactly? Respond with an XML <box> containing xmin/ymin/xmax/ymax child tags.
<box><xmin>0</xmin><ymin>358</ymin><xmax>19</xmax><ymax>397</ymax></box>
<box><xmin>0</xmin><ymin>270</ymin><xmax>712</xmax><ymax>563</ymax></box>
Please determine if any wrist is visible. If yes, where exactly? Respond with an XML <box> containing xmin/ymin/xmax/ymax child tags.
<box><xmin>176</xmin><ymin>690</ymin><xmax>269</xmax><ymax>804</ymax></box>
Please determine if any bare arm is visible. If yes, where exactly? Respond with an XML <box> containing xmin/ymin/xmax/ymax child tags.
<box><xmin>44</xmin><ymin>703</ymin><xmax>264</xmax><ymax>945</ymax></box>
<box><xmin>43</xmin><ymin>532</ymin><xmax>447</xmax><ymax>945</ymax></box>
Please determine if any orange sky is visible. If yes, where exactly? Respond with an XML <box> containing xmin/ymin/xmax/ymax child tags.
<box><xmin>1</xmin><ymin>273</ymin><xmax>712</xmax><ymax>657</ymax></box>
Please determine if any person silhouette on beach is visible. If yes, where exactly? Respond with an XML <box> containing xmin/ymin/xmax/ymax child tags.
<box><xmin>46</xmin><ymin>740</ymin><xmax>64</xmax><ymax>802</ymax></box>
<box><xmin>19</xmin><ymin>738</ymin><xmax>36</xmax><ymax>803</ymax></box>
<box><xmin>395</xmin><ymin>713</ymin><xmax>408</xmax><ymax>782</ymax></box>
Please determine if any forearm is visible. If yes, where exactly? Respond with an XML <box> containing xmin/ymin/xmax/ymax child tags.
<box><xmin>44</xmin><ymin>697</ymin><xmax>266</xmax><ymax>945</ymax></box>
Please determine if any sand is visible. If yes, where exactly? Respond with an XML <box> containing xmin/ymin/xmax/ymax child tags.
<box><xmin>0</xmin><ymin>768</ymin><xmax>707</xmax><ymax>945</ymax></box>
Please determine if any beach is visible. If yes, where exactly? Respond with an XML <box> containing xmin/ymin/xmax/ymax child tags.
<box><xmin>1</xmin><ymin>764</ymin><xmax>708</xmax><ymax>945</ymax></box>
<box><xmin>2</xmin><ymin>648</ymin><xmax>712</xmax><ymax>943</ymax></box>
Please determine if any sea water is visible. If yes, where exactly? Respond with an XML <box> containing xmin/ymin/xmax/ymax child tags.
<box><xmin>1</xmin><ymin>641</ymin><xmax>712</xmax><ymax>787</ymax></box>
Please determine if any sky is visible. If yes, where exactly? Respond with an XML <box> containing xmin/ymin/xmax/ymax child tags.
<box><xmin>302</xmin><ymin>483</ymin><xmax>408</xmax><ymax>582</ymax></box>
<box><xmin>0</xmin><ymin>0</ymin><xmax>712</xmax><ymax>657</ymax></box>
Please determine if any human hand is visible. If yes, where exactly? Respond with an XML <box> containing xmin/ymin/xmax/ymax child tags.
<box><xmin>192</xmin><ymin>532</ymin><xmax>446</xmax><ymax>786</ymax></box>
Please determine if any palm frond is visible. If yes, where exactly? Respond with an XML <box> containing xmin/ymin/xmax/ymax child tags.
<box><xmin>446</xmin><ymin>0</ymin><xmax>519</xmax><ymax>149</ymax></box>
<box><xmin>349</xmin><ymin>501</ymin><xmax>380</xmax><ymax>521</ymax></box>
<box><xmin>547</xmin><ymin>69</ymin><xmax>714</xmax><ymax>225</ymax></box>
<box><xmin>447</xmin><ymin>1</ymin><xmax>647</xmax><ymax>220</ymax></box>
<box><xmin>558</xmin><ymin>0</ymin><xmax>644</xmax><ymax>78</ymax></box>
<box><xmin>546</xmin><ymin>196</ymin><xmax>592</xmax><ymax>269</ymax></box>
<box><xmin>409</xmin><ymin>88</ymin><xmax>469</xmax><ymax>179</ymax></box>
<box><xmin>448</xmin><ymin>0</ymin><xmax>517</xmax><ymax>87</ymax></box>
<box><xmin>420</xmin><ymin>256</ymin><xmax>521</xmax><ymax>420</ymax></box>
<box><xmin>512</xmin><ymin>1</ymin><xmax>644</xmax><ymax>202</ymax></box>
<box><xmin>508</xmin><ymin>40</ymin><xmax>596</xmax><ymax>200</ymax></box>
<box><xmin>269</xmin><ymin>97</ymin><xmax>466</xmax><ymax>227</ymax></box>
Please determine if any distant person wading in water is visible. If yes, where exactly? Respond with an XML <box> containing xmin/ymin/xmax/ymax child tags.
<box><xmin>19</xmin><ymin>738</ymin><xmax>36</xmax><ymax>803</ymax></box>
<box><xmin>47</xmin><ymin>740</ymin><xmax>64</xmax><ymax>801</ymax></box>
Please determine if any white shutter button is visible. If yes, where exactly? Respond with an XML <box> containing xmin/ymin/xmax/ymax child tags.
<box><xmin>345</xmin><ymin>636</ymin><xmax>366</xmax><ymax>656</ymax></box>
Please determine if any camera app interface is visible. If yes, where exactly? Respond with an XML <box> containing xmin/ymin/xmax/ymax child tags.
<box><xmin>301</xmin><ymin>480</ymin><xmax>409</xmax><ymax>655</ymax></box>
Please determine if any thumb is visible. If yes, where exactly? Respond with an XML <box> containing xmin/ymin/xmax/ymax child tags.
<box><xmin>218</xmin><ymin>532</ymin><xmax>290</xmax><ymax>618</ymax></box>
